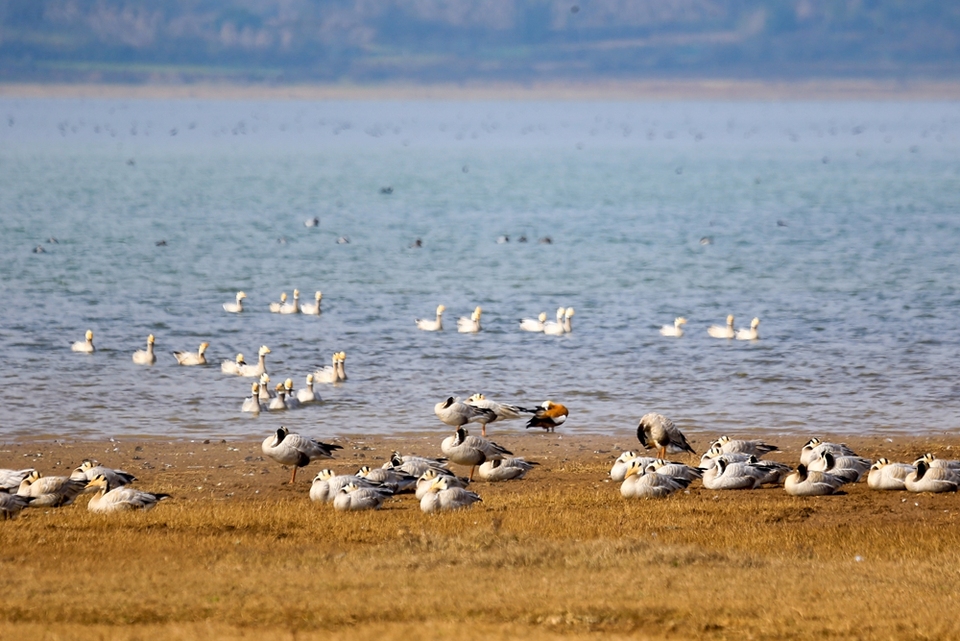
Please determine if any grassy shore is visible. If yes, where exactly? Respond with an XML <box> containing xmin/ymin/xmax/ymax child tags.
<box><xmin>2</xmin><ymin>430</ymin><xmax>960</xmax><ymax>640</ymax></box>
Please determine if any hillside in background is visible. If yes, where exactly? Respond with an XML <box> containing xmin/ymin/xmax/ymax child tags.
<box><xmin>1</xmin><ymin>1</ymin><xmax>959</xmax><ymax>84</ymax></box>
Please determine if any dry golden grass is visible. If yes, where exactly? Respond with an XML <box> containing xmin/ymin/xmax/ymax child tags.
<box><xmin>2</xmin><ymin>432</ymin><xmax>960</xmax><ymax>640</ymax></box>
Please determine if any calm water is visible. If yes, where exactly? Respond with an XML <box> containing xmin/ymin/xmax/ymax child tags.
<box><xmin>1</xmin><ymin>97</ymin><xmax>959</xmax><ymax>441</ymax></box>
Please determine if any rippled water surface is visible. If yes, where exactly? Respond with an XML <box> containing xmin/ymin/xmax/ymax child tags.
<box><xmin>1</xmin><ymin>98</ymin><xmax>959</xmax><ymax>440</ymax></box>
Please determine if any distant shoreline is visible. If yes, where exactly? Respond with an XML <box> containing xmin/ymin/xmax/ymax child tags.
<box><xmin>2</xmin><ymin>79</ymin><xmax>960</xmax><ymax>101</ymax></box>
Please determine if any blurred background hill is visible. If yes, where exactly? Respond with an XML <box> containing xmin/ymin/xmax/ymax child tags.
<box><xmin>1</xmin><ymin>0</ymin><xmax>959</xmax><ymax>84</ymax></box>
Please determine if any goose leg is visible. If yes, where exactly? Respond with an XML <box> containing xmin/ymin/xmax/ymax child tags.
<box><xmin>289</xmin><ymin>466</ymin><xmax>298</xmax><ymax>484</ymax></box>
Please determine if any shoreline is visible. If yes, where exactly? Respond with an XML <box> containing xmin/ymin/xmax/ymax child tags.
<box><xmin>3</xmin><ymin>78</ymin><xmax>960</xmax><ymax>101</ymax></box>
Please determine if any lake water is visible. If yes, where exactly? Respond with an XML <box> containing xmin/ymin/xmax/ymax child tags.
<box><xmin>1</xmin><ymin>97</ymin><xmax>959</xmax><ymax>442</ymax></box>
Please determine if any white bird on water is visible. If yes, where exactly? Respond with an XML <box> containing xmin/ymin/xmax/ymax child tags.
<box><xmin>562</xmin><ymin>307</ymin><xmax>575</xmax><ymax>333</ymax></box>
<box><xmin>132</xmin><ymin>334</ymin><xmax>156</xmax><ymax>365</ymax></box>
<box><xmin>268</xmin><ymin>292</ymin><xmax>287</xmax><ymax>313</ymax></box>
<box><xmin>221</xmin><ymin>353</ymin><xmax>245</xmax><ymax>375</ymax></box>
<box><xmin>659</xmin><ymin>317</ymin><xmax>687</xmax><ymax>337</ymax></box>
<box><xmin>241</xmin><ymin>382</ymin><xmax>263</xmax><ymax>413</ymax></box>
<box><xmin>173</xmin><ymin>342</ymin><xmax>209</xmax><ymax>366</ymax></box>
<box><xmin>543</xmin><ymin>307</ymin><xmax>566</xmax><ymax>336</ymax></box>
<box><xmin>519</xmin><ymin>312</ymin><xmax>547</xmax><ymax>332</ymax></box>
<box><xmin>416</xmin><ymin>304</ymin><xmax>446</xmax><ymax>331</ymax></box>
<box><xmin>300</xmin><ymin>291</ymin><xmax>323</xmax><ymax>315</ymax></box>
<box><xmin>222</xmin><ymin>291</ymin><xmax>246</xmax><ymax>313</ymax></box>
<box><xmin>238</xmin><ymin>345</ymin><xmax>271</xmax><ymax>378</ymax></box>
<box><xmin>71</xmin><ymin>330</ymin><xmax>95</xmax><ymax>353</ymax></box>
<box><xmin>297</xmin><ymin>374</ymin><xmax>319</xmax><ymax>403</ymax></box>
<box><xmin>735</xmin><ymin>317</ymin><xmax>761</xmax><ymax>341</ymax></box>
<box><xmin>314</xmin><ymin>352</ymin><xmax>341</xmax><ymax>384</ymax></box>
<box><xmin>457</xmin><ymin>306</ymin><xmax>482</xmax><ymax>333</ymax></box>
<box><xmin>279</xmin><ymin>289</ymin><xmax>300</xmax><ymax>314</ymax></box>
<box><xmin>707</xmin><ymin>315</ymin><xmax>735</xmax><ymax>339</ymax></box>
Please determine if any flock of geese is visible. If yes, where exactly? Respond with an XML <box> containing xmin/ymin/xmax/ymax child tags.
<box><xmin>414</xmin><ymin>305</ymin><xmax>575</xmax><ymax>335</ymax></box>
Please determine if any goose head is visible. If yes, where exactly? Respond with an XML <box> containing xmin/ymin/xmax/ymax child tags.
<box><xmin>198</xmin><ymin>342</ymin><xmax>209</xmax><ymax>354</ymax></box>
<box><xmin>258</xmin><ymin>346</ymin><xmax>271</xmax><ymax>357</ymax></box>
<box><xmin>85</xmin><ymin>330</ymin><xmax>94</xmax><ymax>341</ymax></box>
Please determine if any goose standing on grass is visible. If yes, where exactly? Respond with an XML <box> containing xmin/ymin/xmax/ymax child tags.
<box><xmin>132</xmin><ymin>334</ymin><xmax>156</xmax><ymax>365</ymax></box>
<box><xmin>268</xmin><ymin>292</ymin><xmax>287</xmax><ymax>313</ymax></box>
<box><xmin>16</xmin><ymin>471</ymin><xmax>86</xmax><ymax>507</ymax></box>
<box><xmin>71</xmin><ymin>330</ymin><xmax>95</xmax><ymax>353</ymax></box>
<box><xmin>261</xmin><ymin>426</ymin><xmax>343</xmax><ymax>484</ymax></box>
<box><xmin>86</xmin><ymin>475</ymin><xmax>170</xmax><ymax>513</ymax></box>
<box><xmin>301</xmin><ymin>291</ymin><xmax>323</xmax><ymax>315</ymax></box>
<box><xmin>280</xmin><ymin>289</ymin><xmax>300</xmax><ymax>314</ymax></box>
<box><xmin>242</xmin><ymin>382</ymin><xmax>263</xmax><ymax>413</ymax></box>
<box><xmin>523</xmin><ymin>400</ymin><xmax>569</xmax><ymax>432</ymax></box>
<box><xmin>420</xmin><ymin>476</ymin><xmax>482</xmax><ymax>513</ymax></box>
<box><xmin>434</xmin><ymin>397</ymin><xmax>497</xmax><ymax>431</ymax></box>
<box><xmin>520</xmin><ymin>312</ymin><xmax>547</xmax><ymax>332</ymax></box>
<box><xmin>238</xmin><ymin>345</ymin><xmax>271</xmax><ymax>378</ymax></box>
<box><xmin>173</xmin><ymin>342</ymin><xmax>209</xmax><ymax>366</ymax></box>
<box><xmin>707</xmin><ymin>315</ymin><xmax>735</xmax><ymax>339</ymax></box>
<box><xmin>0</xmin><ymin>493</ymin><xmax>32</xmax><ymax>519</ymax></box>
<box><xmin>477</xmin><ymin>457</ymin><xmax>537</xmax><ymax>481</ymax></box>
<box><xmin>636</xmin><ymin>413</ymin><xmax>695</xmax><ymax>459</ymax></box>
<box><xmin>659</xmin><ymin>317</ymin><xmax>688</xmax><ymax>337</ymax></box>
<box><xmin>440</xmin><ymin>427</ymin><xmax>512</xmax><ymax>481</ymax></box>
<box><xmin>333</xmin><ymin>483</ymin><xmax>392</xmax><ymax>511</ymax></box>
<box><xmin>222</xmin><ymin>291</ymin><xmax>247</xmax><ymax>313</ymax></box>
<box><xmin>297</xmin><ymin>374</ymin><xmax>319</xmax><ymax>403</ymax></box>
<box><xmin>416</xmin><ymin>304</ymin><xmax>445</xmax><ymax>331</ymax></box>
<box><xmin>784</xmin><ymin>464</ymin><xmax>845</xmax><ymax>496</ymax></box>
<box><xmin>735</xmin><ymin>317</ymin><xmax>761</xmax><ymax>341</ymax></box>
<box><xmin>562</xmin><ymin>307</ymin><xmax>575</xmax><ymax>333</ymax></box>
<box><xmin>465</xmin><ymin>393</ymin><xmax>529</xmax><ymax>437</ymax></box>
<box><xmin>620</xmin><ymin>459</ymin><xmax>690</xmax><ymax>499</ymax></box>
<box><xmin>457</xmin><ymin>306</ymin><xmax>482</xmax><ymax>333</ymax></box>
<box><xmin>221</xmin><ymin>353</ymin><xmax>245</xmax><ymax>375</ymax></box>
<box><xmin>543</xmin><ymin>307</ymin><xmax>567</xmax><ymax>336</ymax></box>
<box><xmin>905</xmin><ymin>461</ymin><xmax>959</xmax><ymax>493</ymax></box>
<box><xmin>867</xmin><ymin>458</ymin><xmax>915</xmax><ymax>491</ymax></box>
<box><xmin>314</xmin><ymin>352</ymin><xmax>341</xmax><ymax>384</ymax></box>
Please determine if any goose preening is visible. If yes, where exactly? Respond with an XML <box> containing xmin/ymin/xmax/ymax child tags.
<box><xmin>707</xmin><ymin>315</ymin><xmax>735</xmax><ymax>339</ymax></box>
<box><xmin>523</xmin><ymin>401</ymin><xmax>569</xmax><ymax>432</ymax></box>
<box><xmin>0</xmin><ymin>468</ymin><xmax>36</xmax><ymax>492</ymax></box>
<box><xmin>477</xmin><ymin>457</ymin><xmax>537</xmax><ymax>482</ymax></box>
<box><xmin>241</xmin><ymin>382</ymin><xmax>263</xmax><ymax>413</ymax></box>
<box><xmin>416</xmin><ymin>304</ymin><xmax>446</xmax><ymax>331</ymax></box>
<box><xmin>701</xmin><ymin>458</ymin><xmax>767</xmax><ymax>490</ymax></box>
<box><xmin>16</xmin><ymin>471</ymin><xmax>86</xmax><ymax>507</ymax></box>
<box><xmin>562</xmin><ymin>307</ymin><xmax>575</xmax><ymax>333</ymax></box>
<box><xmin>905</xmin><ymin>461</ymin><xmax>959</xmax><ymax>493</ymax></box>
<box><xmin>543</xmin><ymin>307</ymin><xmax>566</xmax><ymax>336</ymax></box>
<box><xmin>807</xmin><ymin>451</ymin><xmax>871</xmax><ymax>483</ymax></box>
<box><xmin>434</xmin><ymin>397</ymin><xmax>497</xmax><ymax>431</ymax></box>
<box><xmin>71</xmin><ymin>330</ymin><xmax>95</xmax><ymax>353</ymax></box>
<box><xmin>279</xmin><ymin>289</ymin><xmax>300</xmax><ymax>314</ymax></box>
<box><xmin>784</xmin><ymin>464</ymin><xmax>845</xmax><ymax>496</ymax></box>
<box><xmin>519</xmin><ymin>312</ymin><xmax>548</xmax><ymax>332</ymax></box>
<box><xmin>222</xmin><ymin>291</ymin><xmax>247</xmax><ymax>313</ymax></box>
<box><xmin>636</xmin><ymin>413</ymin><xmax>695</xmax><ymax>459</ymax></box>
<box><xmin>0</xmin><ymin>493</ymin><xmax>32</xmax><ymax>519</ymax></box>
<box><xmin>268</xmin><ymin>292</ymin><xmax>287</xmax><ymax>313</ymax></box>
<box><xmin>221</xmin><ymin>353</ymin><xmax>245</xmax><ymax>375</ymax></box>
<box><xmin>383</xmin><ymin>452</ymin><xmax>450</xmax><ymax>478</ymax></box>
<box><xmin>650</xmin><ymin>459</ymin><xmax>703</xmax><ymax>483</ymax></box>
<box><xmin>173</xmin><ymin>342</ymin><xmax>209</xmax><ymax>366</ymax></box>
<box><xmin>297</xmin><ymin>374</ymin><xmax>319</xmax><ymax>403</ymax></box>
<box><xmin>333</xmin><ymin>483</ymin><xmax>392</xmax><ymax>511</ymax></box>
<box><xmin>799</xmin><ymin>439</ymin><xmax>858</xmax><ymax>466</ymax></box>
<box><xmin>735</xmin><ymin>317</ymin><xmax>761</xmax><ymax>341</ymax></box>
<box><xmin>420</xmin><ymin>476</ymin><xmax>482</xmax><ymax>513</ymax></box>
<box><xmin>355</xmin><ymin>465</ymin><xmax>417</xmax><ymax>494</ymax></box>
<box><xmin>457</xmin><ymin>306</ymin><xmax>482</xmax><ymax>333</ymax></box>
<box><xmin>300</xmin><ymin>291</ymin><xmax>323</xmax><ymax>315</ymax></box>
<box><xmin>620</xmin><ymin>459</ymin><xmax>690</xmax><ymax>499</ymax></box>
<box><xmin>440</xmin><ymin>427</ymin><xmax>512</xmax><ymax>481</ymax></box>
<box><xmin>659</xmin><ymin>317</ymin><xmax>688</xmax><ymax>337</ymax></box>
<box><xmin>238</xmin><ymin>345</ymin><xmax>271</xmax><ymax>378</ymax></box>
<box><xmin>867</xmin><ymin>458</ymin><xmax>915</xmax><ymax>491</ymax></box>
<box><xmin>261</xmin><ymin>426</ymin><xmax>343</xmax><ymax>484</ymax></box>
<box><xmin>464</xmin><ymin>393</ymin><xmax>528</xmax><ymax>437</ymax></box>
<box><xmin>132</xmin><ymin>334</ymin><xmax>156</xmax><ymax>365</ymax></box>
<box><xmin>85</xmin><ymin>475</ymin><xmax>170</xmax><ymax>513</ymax></box>
<box><xmin>710</xmin><ymin>435</ymin><xmax>778</xmax><ymax>457</ymax></box>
